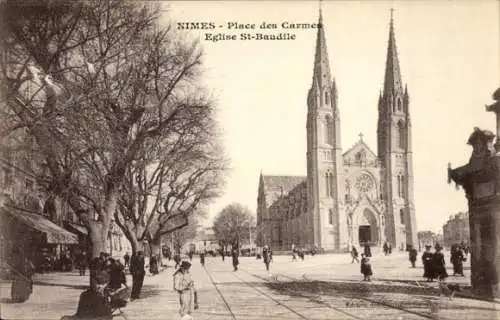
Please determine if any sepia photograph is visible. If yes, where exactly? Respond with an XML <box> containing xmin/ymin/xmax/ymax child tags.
<box><xmin>0</xmin><ymin>0</ymin><xmax>499</xmax><ymax>319</ymax></box>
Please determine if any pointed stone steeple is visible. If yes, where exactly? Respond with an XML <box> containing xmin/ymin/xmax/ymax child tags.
<box><xmin>383</xmin><ymin>9</ymin><xmax>403</xmax><ymax>98</ymax></box>
<box><xmin>312</xmin><ymin>7</ymin><xmax>332</xmax><ymax>94</ymax></box>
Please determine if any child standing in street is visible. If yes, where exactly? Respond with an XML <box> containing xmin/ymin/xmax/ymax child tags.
<box><xmin>360</xmin><ymin>253</ymin><xmax>373</xmax><ymax>281</ymax></box>
<box><xmin>173</xmin><ymin>261</ymin><xmax>199</xmax><ymax>319</ymax></box>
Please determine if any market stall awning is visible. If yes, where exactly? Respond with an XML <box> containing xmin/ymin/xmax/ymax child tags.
<box><xmin>67</xmin><ymin>222</ymin><xmax>88</xmax><ymax>235</ymax></box>
<box><xmin>1</xmin><ymin>206</ymin><xmax>78</xmax><ymax>244</ymax></box>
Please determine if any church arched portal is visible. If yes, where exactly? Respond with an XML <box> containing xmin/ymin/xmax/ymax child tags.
<box><xmin>355</xmin><ymin>208</ymin><xmax>378</xmax><ymax>246</ymax></box>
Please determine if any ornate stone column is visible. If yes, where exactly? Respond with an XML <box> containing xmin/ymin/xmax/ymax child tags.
<box><xmin>448</xmin><ymin>88</ymin><xmax>500</xmax><ymax>299</ymax></box>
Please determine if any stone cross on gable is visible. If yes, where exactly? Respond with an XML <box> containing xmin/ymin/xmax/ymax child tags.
<box><xmin>359</xmin><ymin>132</ymin><xmax>364</xmax><ymax>141</ymax></box>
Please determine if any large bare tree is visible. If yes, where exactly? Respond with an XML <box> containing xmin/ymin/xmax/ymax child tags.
<box><xmin>1</xmin><ymin>0</ymin><xmax>226</xmax><ymax>260</ymax></box>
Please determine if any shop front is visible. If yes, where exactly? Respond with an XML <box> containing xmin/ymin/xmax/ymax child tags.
<box><xmin>0</xmin><ymin>204</ymin><xmax>78</xmax><ymax>274</ymax></box>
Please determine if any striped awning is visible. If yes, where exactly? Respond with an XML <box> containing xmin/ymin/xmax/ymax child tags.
<box><xmin>67</xmin><ymin>222</ymin><xmax>88</xmax><ymax>235</ymax></box>
<box><xmin>2</xmin><ymin>206</ymin><xmax>78</xmax><ymax>244</ymax></box>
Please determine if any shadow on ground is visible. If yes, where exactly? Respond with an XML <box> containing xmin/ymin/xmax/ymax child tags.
<box><xmin>137</xmin><ymin>284</ymin><xmax>162</xmax><ymax>299</ymax></box>
<box><xmin>261</xmin><ymin>280</ymin><xmax>498</xmax><ymax>313</ymax></box>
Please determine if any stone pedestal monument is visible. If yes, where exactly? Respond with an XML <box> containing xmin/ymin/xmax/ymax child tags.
<box><xmin>448</xmin><ymin>88</ymin><xmax>500</xmax><ymax>299</ymax></box>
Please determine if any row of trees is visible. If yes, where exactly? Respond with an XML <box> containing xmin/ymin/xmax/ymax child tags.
<box><xmin>0</xmin><ymin>0</ymin><xmax>227</xmax><ymax>261</ymax></box>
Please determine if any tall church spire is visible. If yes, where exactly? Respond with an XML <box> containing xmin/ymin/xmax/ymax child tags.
<box><xmin>383</xmin><ymin>9</ymin><xmax>403</xmax><ymax>97</ymax></box>
<box><xmin>312</xmin><ymin>4</ymin><xmax>332</xmax><ymax>91</ymax></box>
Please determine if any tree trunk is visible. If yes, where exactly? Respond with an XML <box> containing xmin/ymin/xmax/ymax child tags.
<box><xmin>88</xmin><ymin>220</ymin><xmax>108</xmax><ymax>258</ymax></box>
<box><xmin>149</xmin><ymin>233</ymin><xmax>162</xmax><ymax>259</ymax></box>
<box><xmin>129</xmin><ymin>235</ymin><xmax>141</xmax><ymax>255</ymax></box>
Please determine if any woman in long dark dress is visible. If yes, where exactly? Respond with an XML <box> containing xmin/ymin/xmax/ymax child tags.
<box><xmin>360</xmin><ymin>254</ymin><xmax>373</xmax><ymax>281</ymax></box>
<box><xmin>433</xmin><ymin>245</ymin><xmax>448</xmax><ymax>281</ymax></box>
<box><xmin>11</xmin><ymin>250</ymin><xmax>35</xmax><ymax>303</ymax></box>
<box><xmin>450</xmin><ymin>245</ymin><xmax>465</xmax><ymax>276</ymax></box>
<box><xmin>422</xmin><ymin>245</ymin><xmax>435</xmax><ymax>281</ymax></box>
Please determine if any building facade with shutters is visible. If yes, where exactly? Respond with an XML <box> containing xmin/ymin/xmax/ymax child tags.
<box><xmin>442</xmin><ymin>211</ymin><xmax>470</xmax><ymax>248</ymax></box>
<box><xmin>256</xmin><ymin>11</ymin><xmax>417</xmax><ymax>252</ymax></box>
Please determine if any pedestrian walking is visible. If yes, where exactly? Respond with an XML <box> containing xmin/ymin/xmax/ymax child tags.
<box><xmin>173</xmin><ymin>261</ymin><xmax>199</xmax><ymax>320</ymax></box>
<box><xmin>363</xmin><ymin>243</ymin><xmax>372</xmax><ymax>258</ymax></box>
<box><xmin>383</xmin><ymin>242</ymin><xmax>389</xmax><ymax>256</ymax></box>
<box><xmin>150</xmin><ymin>255</ymin><xmax>159</xmax><ymax>275</ymax></box>
<box><xmin>263</xmin><ymin>245</ymin><xmax>272</xmax><ymax>271</ymax></box>
<box><xmin>123</xmin><ymin>252</ymin><xmax>130</xmax><ymax>270</ymax></box>
<box><xmin>433</xmin><ymin>244</ymin><xmax>448</xmax><ymax>282</ymax></box>
<box><xmin>200</xmin><ymin>252</ymin><xmax>205</xmax><ymax>267</ymax></box>
<box><xmin>422</xmin><ymin>245</ymin><xmax>435</xmax><ymax>281</ymax></box>
<box><xmin>77</xmin><ymin>251</ymin><xmax>88</xmax><ymax>276</ymax></box>
<box><xmin>450</xmin><ymin>244</ymin><xmax>465</xmax><ymax>277</ymax></box>
<box><xmin>351</xmin><ymin>246</ymin><xmax>359</xmax><ymax>263</ymax></box>
<box><xmin>360</xmin><ymin>253</ymin><xmax>373</xmax><ymax>281</ymax></box>
<box><xmin>408</xmin><ymin>245</ymin><xmax>418</xmax><ymax>268</ymax></box>
<box><xmin>130</xmin><ymin>251</ymin><xmax>146</xmax><ymax>300</ymax></box>
<box><xmin>231</xmin><ymin>248</ymin><xmax>239</xmax><ymax>271</ymax></box>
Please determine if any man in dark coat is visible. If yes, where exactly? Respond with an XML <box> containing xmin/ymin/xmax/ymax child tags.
<box><xmin>383</xmin><ymin>242</ymin><xmax>389</xmax><ymax>256</ymax></box>
<box><xmin>130</xmin><ymin>251</ymin><xmax>145</xmax><ymax>300</ymax></box>
<box><xmin>123</xmin><ymin>252</ymin><xmax>130</xmax><ymax>270</ymax></box>
<box><xmin>231</xmin><ymin>248</ymin><xmax>239</xmax><ymax>271</ymax></box>
<box><xmin>422</xmin><ymin>245</ymin><xmax>435</xmax><ymax>281</ymax></box>
<box><xmin>450</xmin><ymin>244</ymin><xmax>465</xmax><ymax>276</ymax></box>
<box><xmin>262</xmin><ymin>246</ymin><xmax>272</xmax><ymax>271</ymax></box>
<box><xmin>363</xmin><ymin>243</ymin><xmax>372</xmax><ymax>258</ymax></box>
<box><xmin>408</xmin><ymin>245</ymin><xmax>418</xmax><ymax>268</ymax></box>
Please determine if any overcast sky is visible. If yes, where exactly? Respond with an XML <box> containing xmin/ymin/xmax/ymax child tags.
<box><xmin>161</xmin><ymin>1</ymin><xmax>499</xmax><ymax>234</ymax></box>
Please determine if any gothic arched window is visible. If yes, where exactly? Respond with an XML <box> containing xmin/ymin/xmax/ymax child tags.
<box><xmin>397</xmin><ymin>174</ymin><xmax>405</xmax><ymax>198</ymax></box>
<box><xmin>329</xmin><ymin>209</ymin><xmax>334</xmax><ymax>225</ymax></box>
<box><xmin>396</xmin><ymin>98</ymin><xmax>402</xmax><ymax>112</ymax></box>
<box><xmin>325</xmin><ymin>115</ymin><xmax>333</xmax><ymax>144</ymax></box>
<box><xmin>325</xmin><ymin>172</ymin><xmax>330</xmax><ymax>197</ymax></box>
<box><xmin>400</xmin><ymin>208</ymin><xmax>405</xmax><ymax>224</ymax></box>
<box><xmin>325</xmin><ymin>92</ymin><xmax>329</xmax><ymax>105</ymax></box>
<box><xmin>398</xmin><ymin>121</ymin><xmax>405</xmax><ymax>149</ymax></box>
<box><xmin>400</xmin><ymin>175</ymin><xmax>405</xmax><ymax>198</ymax></box>
<box><xmin>329</xmin><ymin>173</ymin><xmax>334</xmax><ymax>197</ymax></box>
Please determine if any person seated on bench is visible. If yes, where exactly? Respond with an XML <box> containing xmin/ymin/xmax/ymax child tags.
<box><xmin>61</xmin><ymin>270</ymin><xmax>113</xmax><ymax>320</ymax></box>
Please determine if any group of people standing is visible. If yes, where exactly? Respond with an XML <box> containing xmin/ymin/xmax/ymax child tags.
<box><xmin>350</xmin><ymin>244</ymin><xmax>374</xmax><ymax>281</ymax></box>
<box><xmin>421</xmin><ymin>243</ymin><xmax>467</xmax><ymax>282</ymax></box>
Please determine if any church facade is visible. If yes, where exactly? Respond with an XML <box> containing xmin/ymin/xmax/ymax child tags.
<box><xmin>256</xmin><ymin>11</ymin><xmax>417</xmax><ymax>252</ymax></box>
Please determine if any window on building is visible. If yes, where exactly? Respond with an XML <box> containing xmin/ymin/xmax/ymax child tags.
<box><xmin>325</xmin><ymin>172</ymin><xmax>330</xmax><ymax>197</ymax></box>
<box><xmin>398</xmin><ymin>121</ymin><xmax>405</xmax><ymax>149</ymax></box>
<box><xmin>396</xmin><ymin>98</ymin><xmax>402</xmax><ymax>112</ymax></box>
<box><xmin>329</xmin><ymin>173</ymin><xmax>334</xmax><ymax>197</ymax></box>
<box><xmin>400</xmin><ymin>208</ymin><xmax>405</xmax><ymax>224</ymax></box>
<box><xmin>400</xmin><ymin>175</ymin><xmax>405</xmax><ymax>198</ymax></box>
<box><xmin>325</xmin><ymin>92</ymin><xmax>329</xmax><ymax>105</ymax></box>
<box><xmin>396</xmin><ymin>175</ymin><xmax>401</xmax><ymax>198</ymax></box>
<box><xmin>329</xmin><ymin>209</ymin><xmax>334</xmax><ymax>225</ymax></box>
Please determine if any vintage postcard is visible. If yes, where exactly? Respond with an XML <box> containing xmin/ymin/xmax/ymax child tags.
<box><xmin>0</xmin><ymin>0</ymin><xmax>499</xmax><ymax>319</ymax></box>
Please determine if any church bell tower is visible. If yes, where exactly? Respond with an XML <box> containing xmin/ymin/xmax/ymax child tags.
<box><xmin>377</xmin><ymin>11</ymin><xmax>417</xmax><ymax>250</ymax></box>
<box><xmin>306</xmin><ymin>7</ymin><xmax>346</xmax><ymax>250</ymax></box>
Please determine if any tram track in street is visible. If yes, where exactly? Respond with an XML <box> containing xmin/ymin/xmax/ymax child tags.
<box><xmin>240</xmin><ymin>268</ymin><xmax>437</xmax><ymax>320</ymax></box>
<box><xmin>202</xmin><ymin>265</ymin><xmax>237</xmax><ymax>319</ymax></box>
<box><xmin>232</xmin><ymin>269</ymin><xmax>365</xmax><ymax>320</ymax></box>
